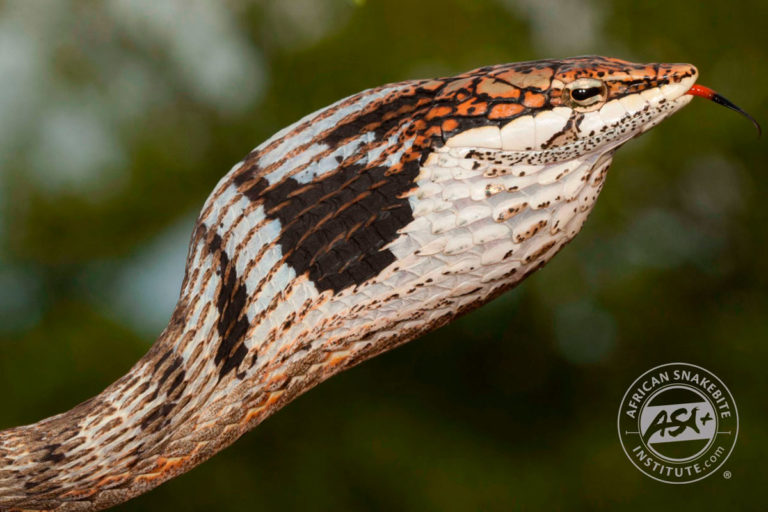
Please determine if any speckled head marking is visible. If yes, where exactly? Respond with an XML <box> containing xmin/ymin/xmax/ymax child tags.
<box><xmin>2</xmin><ymin>56</ymin><xmax>745</xmax><ymax>512</ymax></box>
<box><xmin>437</xmin><ymin>56</ymin><xmax>698</xmax><ymax>156</ymax></box>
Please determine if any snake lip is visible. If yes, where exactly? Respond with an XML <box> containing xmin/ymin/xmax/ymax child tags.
<box><xmin>686</xmin><ymin>84</ymin><xmax>762</xmax><ymax>136</ymax></box>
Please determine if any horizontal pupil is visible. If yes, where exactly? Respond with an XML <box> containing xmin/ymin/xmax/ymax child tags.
<box><xmin>571</xmin><ymin>87</ymin><xmax>602</xmax><ymax>101</ymax></box>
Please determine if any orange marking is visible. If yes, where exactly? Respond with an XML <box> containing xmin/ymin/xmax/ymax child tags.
<box><xmin>135</xmin><ymin>472</ymin><xmax>163</xmax><ymax>484</ymax></box>
<box><xmin>488</xmin><ymin>103</ymin><xmax>524</xmax><ymax>120</ymax></box>
<box><xmin>522</xmin><ymin>91</ymin><xmax>546</xmax><ymax>108</ymax></box>
<box><xmin>61</xmin><ymin>487</ymin><xmax>99</xmax><ymax>499</ymax></box>
<box><xmin>242</xmin><ymin>405</ymin><xmax>267</xmax><ymax>425</ymax></box>
<box><xmin>329</xmin><ymin>355</ymin><xmax>348</xmax><ymax>367</ymax></box>
<box><xmin>267</xmin><ymin>373</ymin><xmax>288</xmax><ymax>387</ymax></box>
<box><xmin>95</xmin><ymin>474</ymin><xmax>130</xmax><ymax>488</ymax></box>
<box><xmin>382</xmin><ymin>102</ymin><xmax>418</xmax><ymax>121</ymax></box>
<box><xmin>441</xmin><ymin>119</ymin><xmax>459</xmax><ymax>132</ymax></box>
<box><xmin>155</xmin><ymin>456</ymin><xmax>187</xmax><ymax>474</ymax></box>
<box><xmin>135</xmin><ymin>455</ymin><xmax>191</xmax><ymax>484</ymax></box>
<box><xmin>424</xmin><ymin>125</ymin><xmax>442</xmax><ymax>138</ymax></box>
<box><xmin>425</xmin><ymin>105</ymin><xmax>453</xmax><ymax>120</ymax></box>
<box><xmin>266</xmin><ymin>390</ymin><xmax>284</xmax><ymax>407</ymax></box>
<box><xmin>456</xmin><ymin>98</ymin><xmax>488</xmax><ymax>116</ymax></box>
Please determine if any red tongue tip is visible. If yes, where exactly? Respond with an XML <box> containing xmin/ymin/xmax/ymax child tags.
<box><xmin>687</xmin><ymin>84</ymin><xmax>717</xmax><ymax>99</ymax></box>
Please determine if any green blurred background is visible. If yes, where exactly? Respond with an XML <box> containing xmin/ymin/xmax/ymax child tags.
<box><xmin>0</xmin><ymin>0</ymin><xmax>766</xmax><ymax>510</ymax></box>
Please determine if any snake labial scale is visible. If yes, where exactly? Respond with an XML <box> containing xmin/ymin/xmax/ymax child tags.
<box><xmin>1</xmin><ymin>56</ymin><xmax>703</xmax><ymax>511</ymax></box>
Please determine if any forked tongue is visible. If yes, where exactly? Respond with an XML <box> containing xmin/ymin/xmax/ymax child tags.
<box><xmin>687</xmin><ymin>84</ymin><xmax>761</xmax><ymax>136</ymax></box>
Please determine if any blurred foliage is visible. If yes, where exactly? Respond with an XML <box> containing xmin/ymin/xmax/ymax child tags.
<box><xmin>0</xmin><ymin>0</ymin><xmax>766</xmax><ymax>510</ymax></box>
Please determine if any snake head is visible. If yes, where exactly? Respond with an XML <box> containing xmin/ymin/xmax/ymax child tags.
<box><xmin>549</xmin><ymin>56</ymin><xmax>698</xmax><ymax>112</ymax></box>
<box><xmin>441</xmin><ymin>56</ymin><xmax>699</xmax><ymax>163</ymax></box>
<box><xmin>413</xmin><ymin>57</ymin><xmax>704</xmax><ymax>292</ymax></box>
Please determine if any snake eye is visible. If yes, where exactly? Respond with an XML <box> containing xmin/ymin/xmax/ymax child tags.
<box><xmin>564</xmin><ymin>78</ymin><xmax>607</xmax><ymax>109</ymax></box>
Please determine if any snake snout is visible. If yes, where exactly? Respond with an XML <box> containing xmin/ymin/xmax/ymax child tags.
<box><xmin>654</xmin><ymin>63</ymin><xmax>699</xmax><ymax>103</ymax></box>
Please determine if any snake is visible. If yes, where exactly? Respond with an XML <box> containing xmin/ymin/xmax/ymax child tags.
<box><xmin>0</xmin><ymin>55</ymin><xmax>759</xmax><ymax>511</ymax></box>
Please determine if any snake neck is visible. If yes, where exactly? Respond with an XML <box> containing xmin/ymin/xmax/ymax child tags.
<box><xmin>0</xmin><ymin>300</ymin><xmax>285</xmax><ymax>511</ymax></box>
<box><xmin>0</xmin><ymin>320</ymin><xmax>189</xmax><ymax>510</ymax></box>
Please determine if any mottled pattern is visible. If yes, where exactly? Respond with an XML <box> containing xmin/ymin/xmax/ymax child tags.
<box><xmin>0</xmin><ymin>56</ymin><xmax>698</xmax><ymax>511</ymax></box>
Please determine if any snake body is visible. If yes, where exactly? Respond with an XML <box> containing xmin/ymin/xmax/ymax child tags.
<box><xmin>0</xmin><ymin>56</ymin><xmax>700</xmax><ymax>511</ymax></box>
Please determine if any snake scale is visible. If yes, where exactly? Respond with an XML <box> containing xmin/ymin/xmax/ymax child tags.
<box><xmin>0</xmin><ymin>56</ymin><xmax>757</xmax><ymax>511</ymax></box>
